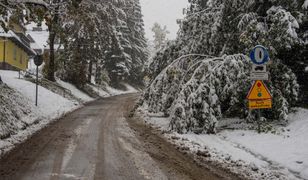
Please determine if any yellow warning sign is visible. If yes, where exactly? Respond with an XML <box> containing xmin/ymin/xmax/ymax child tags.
<box><xmin>249</xmin><ymin>99</ymin><xmax>272</xmax><ymax>109</ymax></box>
<box><xmin>247</xmin><ymin>80</ymin><xmax>272</xmax><ymax>100</ymax></box>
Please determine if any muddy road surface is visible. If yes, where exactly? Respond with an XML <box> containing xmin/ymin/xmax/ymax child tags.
<box><xmin>0</xmin><ymin>94</ymin><xmax>238</xmax><ymax>180</ymax></box>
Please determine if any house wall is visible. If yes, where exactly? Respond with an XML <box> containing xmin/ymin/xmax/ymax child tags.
<box><xmin>0</xmin><ymin>38</ymin><xmax>4</xmax><ymax>62</ymax></box>
<box><xmin>0</xmin><ymin>38</ymin><xmax>29</xmax><ymax>70</ymax></box>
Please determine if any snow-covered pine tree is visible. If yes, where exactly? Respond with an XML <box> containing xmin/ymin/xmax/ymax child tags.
<box><xmin>123</xmin><ymin>0</ymin><xmax>148</xmax><ymax>86</ymax></box>
<box><xmin>146</xmin><ymin>40</ymin><xmax>181</xmax><ymax>80</ymax></box>
<box><xmin>96</xmin><ymin>0</ymin><xmax>148</xmax><ymax>87</ymax></box>
<box><xmin>142</xmin><ymin>0</ymin><xmax>302</xmax><ymax>134</ymax></box>
<box><xmin>60</xmin><ymin>0</ymin><xmax>106</xmax><ymax>87</ymax></box>
<box><xmin>238</xmin><ymin>0</ymin><xmax>308</xmax><ymax>104</ymax></box>
<box><xmin>102</xmin><ymin>0</ymin><xmax>131</xmax><ymax>86</ymax></box>
<box><xmin>56</xmin><ymin>0</ymin><xmax>147</xmax><ymax>87</ymax></box>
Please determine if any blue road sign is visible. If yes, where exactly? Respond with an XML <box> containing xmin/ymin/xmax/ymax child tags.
<box><xmin>250</xmin><ymin>45</ymin><xmax>269</xmax><ymax>65</ymax></box>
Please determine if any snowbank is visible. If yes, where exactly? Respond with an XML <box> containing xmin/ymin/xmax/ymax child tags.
<box><xmin>106</xmin><ymin>83</ymin><xmax>138</xmax><ymax>96</ymax></box>
<box><xmin>89</xmin><ymin>83</ymin><xmax>138</xmax><ymax>97</ymax></box>
<box><xmin>57</xmin><ymin>79</ymin><xmax>94</xmax><ymax>102</ymax></box>
<box><xmin>88</xmin><ymin>84</ymin><xmax>110</xmax><ymax>97</ymax></box>
<box><xmin>0</xmin><ymin>70</ymin><xmax>79</xmax><ymax>155</ymax></box>
<box><xmin>138</xmin><ymin>106</ymin><xmax>308</xmax><ymax>179</ymax></box>
<box><xmin>0</xmin><ymin>71</ymin><xmax>78</xmax><ymax>118</ymax></box>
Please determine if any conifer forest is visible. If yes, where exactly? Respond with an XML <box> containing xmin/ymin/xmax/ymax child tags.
<box><xmin>0</xmin><ymin>0</ymin><xmax>307</xmax><ymax>179</ymax></box>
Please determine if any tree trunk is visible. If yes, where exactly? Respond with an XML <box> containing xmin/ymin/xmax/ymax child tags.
<box><xmin>88</xmin><ymin>60</ymin><xmax>93</xmax><ymax>83</ymax></box>
<box><xmin>46</xmin><ymin>1</ymin><xmax>59</xmax><ymax>82</ymax></box>
<box><xmin>47</xmin><ymin>28</ymin><xmax>56</xmax><ymax>81</ymax></box>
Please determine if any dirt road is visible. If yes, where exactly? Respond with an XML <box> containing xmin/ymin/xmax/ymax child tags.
<box><xmin>0</xmin><ymin>94</ymin><xmax>238</xmax><ymax>180</ymax></box>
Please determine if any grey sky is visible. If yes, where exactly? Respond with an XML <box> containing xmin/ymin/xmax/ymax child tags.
<box><xmin>140</xmin><ymin>0</ymin><xmax>188</xmax><ymax>41</ymax></box>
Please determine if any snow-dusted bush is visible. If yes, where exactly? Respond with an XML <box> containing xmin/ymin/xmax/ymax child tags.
<box><xmin>142</xmin><ymin>54</ymin><xmax>299</xmax><ymax>134</ymax></box>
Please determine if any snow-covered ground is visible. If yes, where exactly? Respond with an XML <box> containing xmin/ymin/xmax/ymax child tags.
<box><xmin>138</xmin><ymin>106</ymin><xmax>308</xmax><ymax>180</ymax></box>
<box><xmin>0</xmin><ymin>70</ymin><xmax>78</xmax><ymax>120</ymax></box>
<box><xmin>0</xmin><ymin>70</ymin><xmax>139</xmax><ymax>157</ymax></box>
<box><xmin>106</xmin><ymin>83</ymin><xmax>139</xmax><ymax>96</ymax></box>
<box><xmin>0</xmin><ymin>70</ymin><xmax>79</xmax><ymax>156</ymax></box>
<box><xmin>88</xmin><ymin>83</ymin><xmax>138</xmax><ymax>97</ymax></box>
<box><xmin>57</xmin><ymin>79</ymin><xmax>94</xmax><ymax>102</ymax></box>
<box><xmin>88</xmin><ymin>84</ymin><xmax>110</xmax><ymax>97</ymax></box>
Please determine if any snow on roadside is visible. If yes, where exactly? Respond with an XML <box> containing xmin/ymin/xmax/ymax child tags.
<box><xmin>0</xmin><ymin>71</ymin><xmax>78</xmax><ymax>118</ymax></box>
<box><xmin>88</xmin><ymin>84</ymin><xmax>110</xmax><ymax>97</ymax></box>
<box><xmin>57</xmin><ymin>79</ymin><xmax>94</xmax><ymax>102</ymax></box>
<box><xmin>106</xmin><ymin>83</ymin><xmax>139</xmax><ymax>96</ymax></box>
<box><xmin>219</xmin><ymin>108</ymin><xmax>308</xmax><ymax>179</ymax></box>
<box><xmin>0</xmin><ymin>70</ymin><xmax>79</xmax><ymax>156</ymax></box>
<box><xmin>89</xmin><ymin>83</ymin><xmax>139</xmax><ymax>97</ymax></box>
<box><xmin>0</xmin><ymin>70</ymin><xmax>139</xmax><ymax>157</ymax></box>
<box><xmin>137</xmin><ymin>105</ymin><xmax>308</xmax><ymax>180</ymax></box>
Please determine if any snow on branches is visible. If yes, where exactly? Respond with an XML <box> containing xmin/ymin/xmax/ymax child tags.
<box><xmin>142</xmin><ymin>0</ymin><xmax>306</xmax><ymax>134</ymax></box>
<box><xmin>142</xmin><ymin>54</ymin><xmax>298</xmax><ymax>134</ymax></box>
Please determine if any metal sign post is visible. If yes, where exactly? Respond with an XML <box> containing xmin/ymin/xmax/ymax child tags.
<box><xmin>247</xmin><ymin>45</ymin><xmax>272</xmax><ymax>133</ymax></box>
<box><xmin>34</xmin><ymin>55</ymin><xmax>43</xmax><ymax>106</ymax></box>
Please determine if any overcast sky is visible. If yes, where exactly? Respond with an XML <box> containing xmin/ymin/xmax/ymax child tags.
<box><xmin>140</xmin><ymin>0</ymin><xmax>188</xmax><ymax>41</ymax></box>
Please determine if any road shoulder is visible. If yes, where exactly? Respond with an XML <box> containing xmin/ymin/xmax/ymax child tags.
<box><xmin>126</xmin><ymin>108</ymin><xmax>241</xmax><ymax>180</ymax></box>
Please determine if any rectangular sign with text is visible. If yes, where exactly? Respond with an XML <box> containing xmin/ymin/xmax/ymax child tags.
<box><xmin>248</xmin><ymin>99</ymin><xmax>272</xmax><ymax>109</ymax></box>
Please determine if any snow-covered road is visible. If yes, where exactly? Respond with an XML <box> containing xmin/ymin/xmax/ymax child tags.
<box><xmin>0</xmin><ymin>94</ymin><xmax>236</xmax><ymax>180</ymax></box>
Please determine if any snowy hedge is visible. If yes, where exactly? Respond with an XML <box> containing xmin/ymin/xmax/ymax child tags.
<box><xmin>142</xmin><ymin>54</ymin><xmax>299</xmax><ymax>134</ymax></box>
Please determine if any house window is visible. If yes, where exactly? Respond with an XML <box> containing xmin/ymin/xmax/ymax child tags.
<box><xmin>13</xmin><ymin>48</ymin><xmax>17</xmax><ymax>61</ymax></box>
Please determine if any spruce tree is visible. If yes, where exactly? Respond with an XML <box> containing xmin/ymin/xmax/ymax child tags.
<box><xmin>142</xmin><ymin>0</ymin><xmax>304</xmax><ymax>133</ymax></box>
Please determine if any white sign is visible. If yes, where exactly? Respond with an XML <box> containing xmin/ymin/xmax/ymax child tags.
<box><xmin>250</xmin><ymin>72</ymin><xmax>269</xmax><ymax>81</ymax></box>
<box><xmin>252</xmin><ymin>65</ymin><xmax>267</xmax><ymax>73</ymax></box>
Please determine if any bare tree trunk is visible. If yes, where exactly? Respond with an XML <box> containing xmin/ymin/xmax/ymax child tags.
<box><xmin>88</xmin><ymin>60</ymin><xmax>93</xmax><ymax>83</ymax></box>
<box><xmin>47</xmin><ymin>28</ymin><xmax>56</xmax><ymax>81</ymax></box>
<box><xmin>46</xmin><ymin>1</ymin><xmax>59</xmax><ymax>82</ymax></box>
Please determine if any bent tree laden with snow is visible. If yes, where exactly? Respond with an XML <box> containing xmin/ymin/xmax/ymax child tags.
<box><xmin>141</xmin><ymin>54</ymin><xmax>298</xmax><ymax>134</ymax></box>
<box><xmin>142</xmin><ymin>0</ymin><xmax>306</xmax><ymax>134</ymax></box>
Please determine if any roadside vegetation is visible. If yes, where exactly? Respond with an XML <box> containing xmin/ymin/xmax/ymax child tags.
<box><xmin>141</xmin><ymin>0</ymin><xmax>308</xmax><ymax>134</ymax></box>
